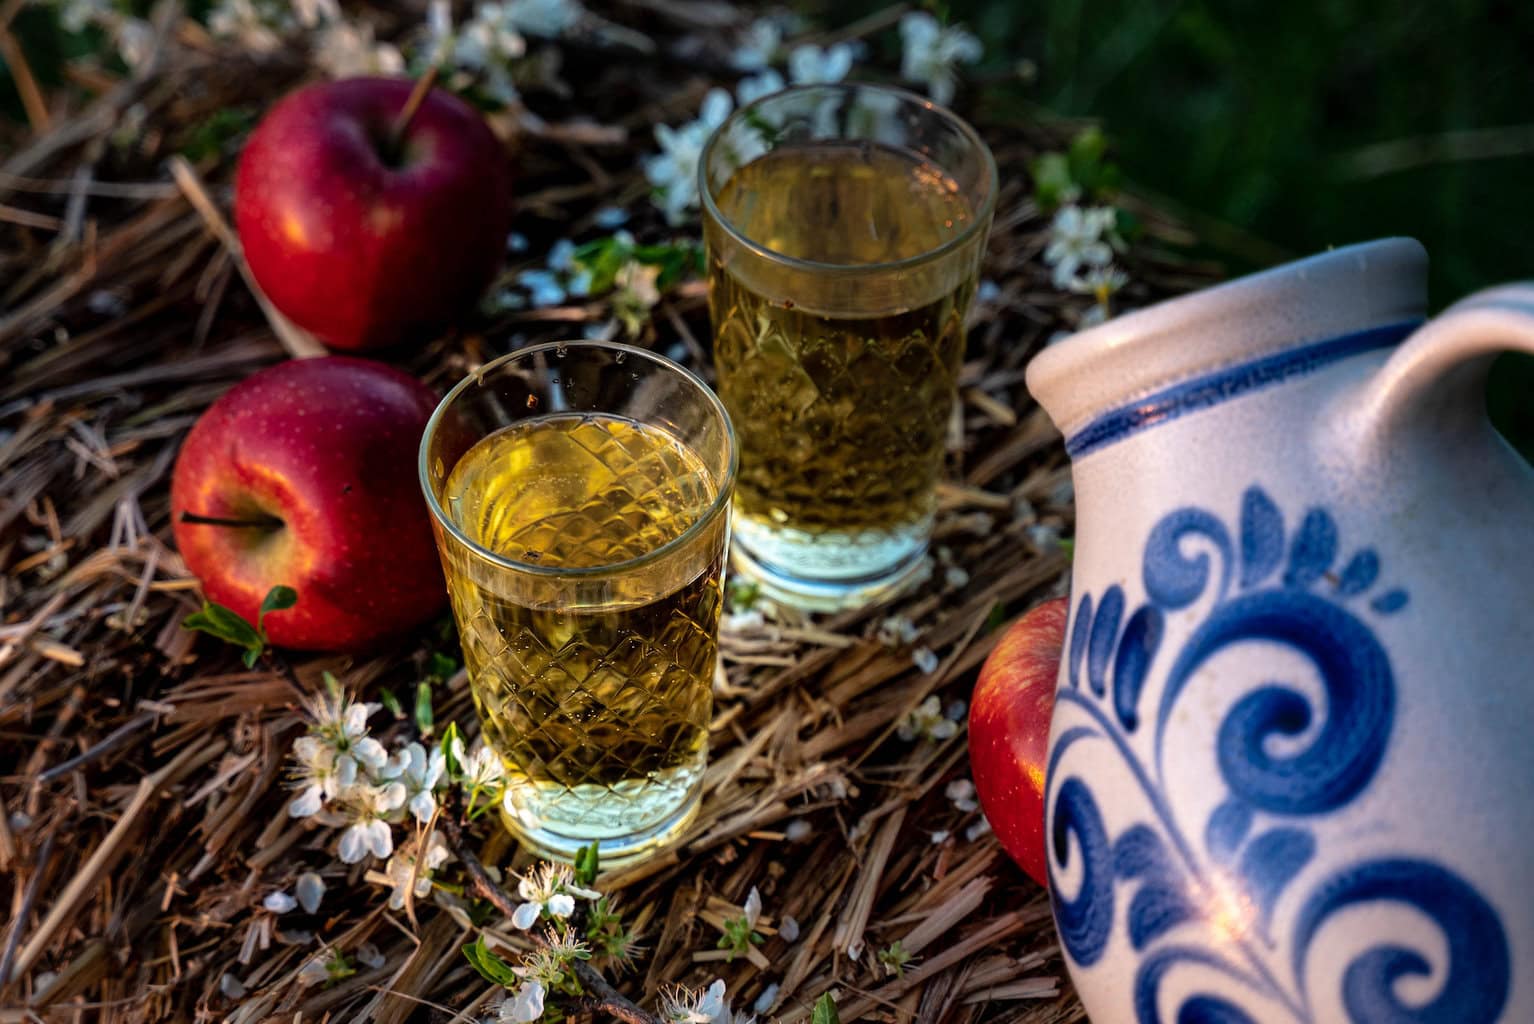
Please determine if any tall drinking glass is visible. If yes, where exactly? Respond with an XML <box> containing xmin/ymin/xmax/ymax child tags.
<box><xmin>700</xmin><ymin>83</ymin><xmax>997</xmax><ymax>610</ymax></box>
<box><xmin>419</xmin><ymin>341</ymin><xmax>736</xmax><ymax>865</ymax></box>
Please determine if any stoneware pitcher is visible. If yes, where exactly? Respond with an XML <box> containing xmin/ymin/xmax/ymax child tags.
<box><xmin>1025</xmin><ymin>238</ymin><xmax>1533</xmax><ymax>1023</ymax></box>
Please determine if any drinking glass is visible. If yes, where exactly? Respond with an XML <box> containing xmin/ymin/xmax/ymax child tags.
<box><xmin>419</xmin><ymin>341</ymin><xmax>736</xmax><ymax>865</ymax></box>
<box><xmin>700</xmin><ymin>83</ymin><xmax>997</xmax><ymax>610</ymax></box>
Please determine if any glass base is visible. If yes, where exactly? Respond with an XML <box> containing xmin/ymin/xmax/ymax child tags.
<box><xmin>729</xmin><ymin>535</ymin><xmax>930</xmax><ymax>612</ymax></box>
<box><xmin>499</xmin><ymin>786</ymin><xmax>701</xmax><ymax>869</ymax></box>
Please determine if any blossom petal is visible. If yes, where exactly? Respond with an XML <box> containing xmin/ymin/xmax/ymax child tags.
<box><xmin>512</xmin><ymin>901</ymin><xmax>542</xmax><ymax>929</ymax></box>
<box><xmin>295</xmin><ymin>871</ymin><xmax>326</xmax><ymax>914</ymax></box>
<box><xmin>289</xmin><ymin>784</ymin><xmax>324</xmax><ymax>818</ymax></box>
<box><xmin>263</xmin><ymin>890</ymin><xmax>298</xmax><ymax>913</ymax></box>
<box><xmin>364</xmin><ymin>818</ymin><xmax>395</xmax><ymax>859</ymax></box>
<box><xmin>547</xmin><ymin>892</ymin><xmax>575</xmax><ymax>918</ymax></box>
<box><xmin>338</xmin><ymin>824</ymin><xmax>367</xmax><ymax>864</ymax></box>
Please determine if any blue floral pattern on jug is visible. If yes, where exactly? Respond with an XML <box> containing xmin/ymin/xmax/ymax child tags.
<box><xmin>1047</xmin><ymin>484</ymin><xmax>1510</xmax><ymax>1024</ymax></box>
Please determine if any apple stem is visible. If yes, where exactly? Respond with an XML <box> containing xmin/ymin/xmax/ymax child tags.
<box><xmin>179</xmin><ymin>511</ymin><xmax>284</xmax><ymax>530</ymax></box>
<box><xmin>387</xmin><ymin>64</ymin><xmax>440</xmax><ymax>158</ymax></box>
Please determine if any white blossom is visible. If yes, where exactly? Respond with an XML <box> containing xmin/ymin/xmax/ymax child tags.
<box><xmin>504</xmin><ymin>0</ymin><xmax>581</xmax><ymax>37</ymax></box>
<box><xmin>454</xmin><ymin>736</ymin><xmax>509</xmax><ymax>794</ymax></box>
<box><xmin>428</xmin><ymin>0</ymin><xmax>526</xmax><ymax>105</ymax></box>
<box><xmin>787</xmin><ymin>42</ymin><xmax>853</xmax><ymax>85</ymax></box>
<box><xmin>742</xmin><ymin>886</ymin><xmax>762</xmax><ymax>929</ymax></box>
<box><xmin>115</xmin><ymin>19</ymin><xmax>154</xmax><ymax>70</ymax></box>
<box><xmin>357</xmin><ymin>942</ymin><xmax>386</xmax><ymax>969</ymax></box>
<box><xmin>296</xmin><ymin>953</ymin><xmax>333</xmax><ymax>987</ymax></box>
<box><xmin>753</xmin><ymin>983</ymin><xmax>780</xmax><ymax>1015</ymax></box>
<box><xmin>510</xmin><ymin>862</ymin><xmax>600</xmax><ymax>929</ymax></box>
<box><xmin>736</xmin><ymin>69</ymin><xmax>786</xmax><ymax>108</ymax></box>
<box><xmin>912</xmin><ymin>647</ymin><xmax>940</xmax><ymax>675</ymax></box>
<box><xmin>614</xmin><ymin>259</ymin><xmax>663</xmax><ymax>336</ymax></box>
<box><xmin>1025</xmin><ymin>521</ymin><xmax>1062</xmax><ymax>554</ymax></box>
<box><xmin>263</xmin><ymin>890</ymin><xmax>298</xmax><ymax>913</ymax></box>
<box><xmin>1067</xmin><ymin>264</ymin><xmax>1129</xmax><ymax>301</ymax></box>
<box><xmin>496</xmin><ymin>979</ymin><xmax>547</xmax><ymax>1022</ymax></box>
<box><xmin>207</xmin><ymin>0</ymin><xmax>285</xmax><ymax>52</ymax></box>
<box><xmin>784</xmin><ymin>819</ymin><xmax>812</xmax><ymax>842</ymax></box>
<box><xmin>946</xmin><ymin>778</ymin><xmax>979</xmax><ymax>813</ymax></box>
<box><xmin>313</xmin><ymin>20</ymin><xmax>404</xmax><ymax>78</ymax></box>
<box><xmin>943</xmin><ymin>565</ymin><xmax>970</xmax><ymax>589</ymax></box>
<box><xmin>645</xmin><ymin>88</ymin><xmax>732</xmax><ymax>225</ymax></box>
<box><xmin>965</xmin><ymin>815</ymin><xmax>993</xmax><ymax>841</ymax></box>
<box><xmin>877</xmin><ymin>615</ymin><xmax>920</xmax><ymax>648</ymax></box>
<box><xmin>295</xmin><ymin>871</ymin><xmax>326</xmax><ymax>914</ymax></box>
<box><xmin>722</xmin><ymin>608</ymin><xmax>766</xmax><ymax>633</ymax></box>
<box><xmin>380</xmin><ymin>829</ymin><xmax>451</xmax><ymax>908</ymax></box>
<box><xmin>778</xmin><ymin>915</ymin><xmax>799</xmax><ymax>942</ymax></box>
<box><xmin>219</xmin><ymin>973</ymin><xmax>246</xmax><ymax>999</ymax></box>
<box><xmin>385</xmin><ymin>742</ymin><xmax>447</xmax><ymax>823</ymax></box>
<box><xmin>288</xmin><ymin>735</ymin><xmax>356</xmax><ymax>818</ymax></box>
<box><xmin>930</xmin><ymin>829</ymin><xmax>950</xmax><ymax>844</ymax></box>
<box><xmin>1043</xmin><ymin>205</ymin><xmax>1120</xmax><ymax>290</ymax></box>
<box><xmin>662</xmin><ymin>979</ymin><xmax>753</xmax><ymax>1024</ymax></box>
<box><xmin>731</xmin><ymin>18</ymin><xmax>780</xmax><ymax>71</ymax></box>
<box><xmin>336</xmin><ymin>782</ymin><xmax>406</xmax><ymax>863</ymax></box>
<box><xmin>898</xmin><ymin>12</ymin><xmax>982</xmax><ymax>105</ymax></box>
<box><xmin>898</xmin><ymin>694</ymin><xmax>958</xmax><ymax>742</ymax></box>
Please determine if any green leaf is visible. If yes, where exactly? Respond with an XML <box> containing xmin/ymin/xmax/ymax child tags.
<box><xmin>1029</xmin><ymin>151</ymin><xmax>1075</xmax><ymax>210</ymax></box>
<box><xmin>258</xmin><ymin>585</ymin><xmax>298</xmax><ymax>635</ymax></box>
<box><xmin>183</xmin><ymin>600</ymin><xmax>262</xmax><ymax>651</ymax></box>
<box><xmin>574</xmin><ymin>843</ymin><xmax>600</xmax><ymax>887</ymax></box>
<box><xmin>812</xmin><ymin>992</ymin><xmax>840</xmax><ymax>1024</ymax></box>
<box><xmin>414</xmin><ymin>681</ymin><xmax>435</xmax><ymax>736</ymax></box>
<box><xmin>427</xmin><ymin>652</ymin><xmax>458</xmax><ymax>680</ymax></box>
<box><xmin>1058</xmin><ymin>537</ymin><xmax>1076</xmax><ymax>560</ymax></box>
<box><xmin>984</xmin><ymin>601</ymin><xmax>1008</xmax><ymax>635</ymax></box>
<box><xmin>441</xmin><ymin>722</ymin><xmax>463</xmax><ymax>777</ymax></box>
<box><xmin>462</xmin><ymin>936</ymin><xmax>520</xmax><ymax>987</ymax></box>
<box><xmin>380</xmin><ymin>688</ymin><xmax>404</xmax><ymax>718</ymax></box>
<box><xmin>240</xmin><ymin>647</ymin><xmax>261</xmax><ymax>669</ymax></box>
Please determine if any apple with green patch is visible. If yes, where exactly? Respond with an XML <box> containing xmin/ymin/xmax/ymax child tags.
<box><xmin>171</xmin><ymin>356</ymin><xmax>444</xmax><ymax>651</ymax></box>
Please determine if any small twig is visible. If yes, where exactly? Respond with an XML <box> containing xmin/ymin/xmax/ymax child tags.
<box><xmin>0</xmin><ymin>830</ymin><xmax>55</xmax><ymax>987</ymax></box>
<box><xmin>38</xmin><ymin>713</ymin><xmax>155</xmax><ymax>783</ymax></box>
<box><xmin>438</xmin><ymin>813</ymin><xmax>661</xmax><ymax>1024</ymax></box>
<box><xmin>388</xmin><ymin>65</ymin><xmax>440</xmax><ymax>157</ymax></box>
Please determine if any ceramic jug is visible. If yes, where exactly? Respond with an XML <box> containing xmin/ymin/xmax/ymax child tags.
<box><xmin>1025</xmin><ymin>238</ymin><xmax>1534</xmax><ymax>1023</ymax></box>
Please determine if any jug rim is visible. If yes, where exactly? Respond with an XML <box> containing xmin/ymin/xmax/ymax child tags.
<box><xmin>1025</xmin><ymin>237</ymin><xmax>1428</xmax><ymax>448</ymax></box>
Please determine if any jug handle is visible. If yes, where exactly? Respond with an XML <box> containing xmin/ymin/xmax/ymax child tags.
<box><xmin>1358</xmin><ymin>284</ymin><xmax>1534</xmax><ymax>448</ymax></box>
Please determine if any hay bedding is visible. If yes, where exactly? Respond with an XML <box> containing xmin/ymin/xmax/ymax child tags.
<box><xmin>0</xmin><ymin>3</ymin><xmax>1221</xmax><ymax>1020</ymax></box>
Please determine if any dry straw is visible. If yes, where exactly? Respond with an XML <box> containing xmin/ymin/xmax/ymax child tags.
<box><xmin>0</xmin><ymin>1</ymin><xmax>1221</xmax><ymax>1019</ymax></box>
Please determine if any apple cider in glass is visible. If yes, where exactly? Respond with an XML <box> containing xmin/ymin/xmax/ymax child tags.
<box><xmin>420</xmin><ymin>343</ymin><xmax>735</xmax><ymax>865</ymax></box>
<box><xmin>701</xmin><ymin>85</ymin><xmax>996</xmax><ymax>609</ymax></box>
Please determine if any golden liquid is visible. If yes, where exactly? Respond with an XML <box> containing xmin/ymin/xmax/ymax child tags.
<box><xmin>709</xmin><ymin>142</ymin><xmax>976</xmax><ymax>579</ymax></box>
<box><xmin>441</xmin><ymin>413</ymin><xmax>722</xmax><ymax>844</ymax></box>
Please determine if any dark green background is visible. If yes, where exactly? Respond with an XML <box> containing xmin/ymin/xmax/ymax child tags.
<box><xmin>5</xmin><ymin>0</ymin><xmax>1532</xmax><ymax>448</ymax></box>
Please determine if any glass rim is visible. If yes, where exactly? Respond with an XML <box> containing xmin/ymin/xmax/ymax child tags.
<box><xmin>698</xmin><ymin>82</ymin><xmax>1000</xmax><ymax>279</ymax></box>
<box><xmin>417</xmin><ymin>339</ymin><xmax>739</xmax><ymax>580</ymax></box>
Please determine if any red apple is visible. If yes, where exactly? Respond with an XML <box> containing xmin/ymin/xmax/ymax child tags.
<box><xmin>968</xmin><ymin>596</ymin><xmax>1068</xmax><ymax>886</ymax></box>
<box><xmin>171</xmin><ymin>356</ymin><xmax>445</xmax><ymax>651</ymax></box>
<box><xmin>235</xmin><ymin>77</ymin><xmax>511</xmax><ymax>351</ymax></box>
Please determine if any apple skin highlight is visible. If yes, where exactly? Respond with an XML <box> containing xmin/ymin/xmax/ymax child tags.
<box><xmin>968</xmin><ymin>596</ymin><xmax>1068</xmax><ymax>887</ymax></box>
<box><xmin>171</xmin><ymin>356</ymin><xmax>445</xmax><ymax>651</ymax></box>
<box><xmin>235</xmin><ymin>77</ymin><xmax>511</xmax><ymax>351</ymax></box>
